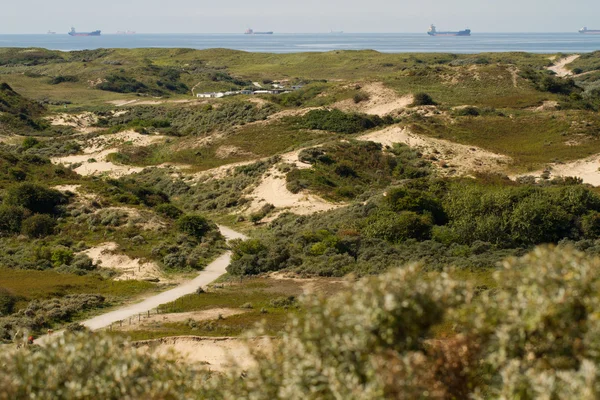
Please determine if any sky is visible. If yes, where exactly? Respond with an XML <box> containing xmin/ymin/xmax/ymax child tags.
<box><xmin>2</xmin><ymin>0</ymin><xmax>600</xmax><ymax>34</ymax></box>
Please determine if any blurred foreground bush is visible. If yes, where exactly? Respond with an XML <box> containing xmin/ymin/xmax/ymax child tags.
<box><xmin>3</xmin><ymin>247</ymin><xmax>600</xmax><ymax>399</ymax></box>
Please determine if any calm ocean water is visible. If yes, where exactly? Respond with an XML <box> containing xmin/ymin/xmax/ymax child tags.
<box><xmin>0</xmin><ymin>33</ymin><xmax>599</xmax><ymax>53</ymax></box>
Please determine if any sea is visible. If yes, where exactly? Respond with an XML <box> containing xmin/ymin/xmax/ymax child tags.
<box><xmin>0</xmin><ymin>33</ymin><xmax>600</xmax><ymax>54</ymax></box>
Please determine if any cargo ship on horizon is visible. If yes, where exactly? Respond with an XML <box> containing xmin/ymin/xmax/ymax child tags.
<box><xmin>427</xmin><ymin>24</ymin><xmax>471</xmax><ymax>37</ymax></box>
<box><xmin>579</xmin><ymin>27</ymin><xmax>600</xmax><ymax>35</ymax></box>
<box><xmin>68</xmin><ymin>27</ymin><xmax>101</xmax><ymax>37</ymax></box>
<box><xmin>245</xmin><ymin>29</ymin><xmax>273</xmax><ymax>35</ymax></box>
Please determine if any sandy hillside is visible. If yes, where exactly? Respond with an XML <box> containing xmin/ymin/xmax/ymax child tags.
<box><xmin>333</xmin><ymin>82</ymin><xmax>413</xmax><ymax>116</ymax></box>
<box><xmin>51</xmin><ymin>130</ymin><xmax>164</xmax><ymax>178</ymax></box>
<box><xmin>514</xmin><ymin>154</ymin><xmax>600</xmax><ymax>187</ymax></box>
<box><xmin>547</xmin><ymin>55</ymin><xmax>580</xmax><ymax>77</ymax></box>
<box><xmin>359</xmin><ymin>126</ymin><xmax>512</xmax><ymax>176</ymax></box>
<box><xmin>247</xmin><ymin>149</ymin><xmax>340</xmax><ymax>216</ymax></box>
<box><xmin>47</xmin><ymin>112</ymin><xmax>99</xmax><ymax>133</ymax></box>
<box><xmin>82</xmin><ymin>242</ymin><xmax>164</xmax><ymax>281</ymax></box>
<box><xmin>134</xmin><ymin>336</ymin><xmax>272</xmax><ymax>371</ymax></box>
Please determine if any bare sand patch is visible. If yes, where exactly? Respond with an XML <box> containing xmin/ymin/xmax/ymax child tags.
<box><xmin>47</xmin><ymin>112</ymin><xmax>99</xmax><ymax>133</ymax></box>
<box><xmin>51</xmin><ymin>130</ymin><xmax>165</xmax><ymax>178</ymax></box>
<box><xmin>247</xmin><ymin>150</ymin><xmax>340</xmax><ymax>216</ymax></box>
<box><xmin>359</xmin><ymin>125</ymin><xmax>512</xmax><ymax>176</ymax></box>
<box><xmin>134</xmin><ymin>336</ymin><xmax>272</xmax><ymax>371</ymax></box>
<box><xmin>514</xmin><ymin>154</ymin><xmax>600</xmax><ymax>187</ymax></box>
<box><xmin>107</xmin><ymin>99</ymin><xmax>138</xmax><ymax>107</ymax></box>
<box><xmin>269</xmin><ymin>271</ymin><xmax>348</xmax><ymax>295</ymax></box>
<box><xmin>82</xmin><ymin>242</ymin><xmax>164</xmax><ymax>281</ymax></box>
<box><xmin>547</xmin><ymin>55</ymin><xmax>580</xmax><ymax>77</ymax></box>
<box><xmin>333</xmin><ymin>82</ymin><xmax>413</xmax><ymax>116</ymax></box>
<box><xmin>115</xmin><ymin>308</ymin><xmax>248</xmax><ymax>331</ymax></box>
<box><xmin>531</xmin><ymin>101</ymin><xmax>559</xmax><ymax>112</ymax></box>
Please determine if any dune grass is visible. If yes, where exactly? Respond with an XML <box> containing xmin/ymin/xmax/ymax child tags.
<box><xmin>411</xmin><ymin>111</ymin><xmax>600</xmax><ymax>171</ymax></box>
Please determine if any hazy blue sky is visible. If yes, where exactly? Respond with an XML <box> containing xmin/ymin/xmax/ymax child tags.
<box><xmin>3</xmin><ymin>0</ymin><xmax>599</xmax><ymax>33</ymax></box>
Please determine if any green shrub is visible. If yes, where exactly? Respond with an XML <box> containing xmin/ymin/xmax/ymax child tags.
<box><xmin>0</xmin><ymin>205</ymin><xmax>25</xmax><ymax>235</ymax></box>
<box><xmin>97</xmin><ymin>74</ymin><xmax>149</xmax><ymax>94</ymax></box>
<box><xmin>177</xmin><ymin>215</ymin><xmax>211</xmax><ymax>239</ymax></box>
<box><xmin>21</xmin><ymin>214</ymin><xmax>56</xmax><ymax>238</ymax></box>
<box><xmin>4</xmin><ymin>183</ymin><xmax>66</xmax><ymax>215</ymax></box>
<box><xmin>353</xmin><ymin>91</ymin><xmax>370</xmax><ymax>103</ymax></box>
<box><xmin>411</xmin><ymin>92</ymin><xmax>436</xmax><ymax>106</ymax></box>
<box><xmin>155</xmin><ymin>203</ymin><xmax>183</xmax><ymax>219</ymax></box>
<box><xmin>51</xmin><ymin>247</ymin><xmax>74</xmax><ymax>268</ymax></box>
<box><xmin>22</xmin><ymin>137</ymin><xmax>40</xmax><ymax>150</ymax></box>
<box><xmin>0</xmin><ymin>287</ymin><xmax>16</xmax><ymax>316</ymax></box>
<box><xmin>300</xmin><ymin>109</ymin><xmax>390</xmax><ymax>134</ymax></box>
<box><xmin>582</xmin><ymin>211</ymin><xmax>600</xmax><ymax>239</ymax></box>
<box><xmin>363</xmin><ymin>211</ymin><xmax>433</xmax><ymax>243</ymax></box>
<box><xmin>48</xmin><ymin>75</ymin><xmax>78</xmax><ymax>85</ymax></box>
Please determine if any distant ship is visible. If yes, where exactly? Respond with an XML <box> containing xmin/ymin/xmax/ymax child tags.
<box><xmin>245</xmin><ymin>29</ymin><xmax>273</xmax><ymax>35</ymax></box>
<box><xmin>68</xmin><ymin>27</ymin><xmax>101</xmax><ymax>37</ymax></box>
<box><xmin>579</xmin><ymin>27</ymin><xmax>600</xmax><ymax>35</ymax></box>
<box><xmin>427</xmin><ymin>24</ymin><xmax>471</xmax><ymax>36</ymax></box>
<box><xmin>330</xmin><ymin>30</ymin><xmax>344</xmax><ymax>34</ymax></box>
<box><xmin>47</xmin><ymin>30</ymin><xmax>56</xmax><ymax>35</ymax></box>
<box><xmin>116</xmin><ymin>30</ymin><xmax>136</xmax><ymax>35</ymax></box>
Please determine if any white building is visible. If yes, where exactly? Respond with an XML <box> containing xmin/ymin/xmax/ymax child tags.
<box><xmin>196</xmin><ymin>92</ymin><xmax>225</xmax><ymax>98</ymax></box>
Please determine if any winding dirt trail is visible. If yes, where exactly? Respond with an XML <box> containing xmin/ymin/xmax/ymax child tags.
<box><xmin>34</xmin><ymin>226</ymin><xmax>246</xmax><ymax>346</ymax></box>
<box><xmin>82</xmin><ymin>225</ymin><xmax>246</xmax><ymax>330</ymax></box>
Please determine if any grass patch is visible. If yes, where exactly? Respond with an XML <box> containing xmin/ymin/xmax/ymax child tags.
<box><xmin>411</xmin><ymin>111</ymin><xmax>600</xmax><ymax>171</ymax></box>
<box><xmin>111</xmin><ymin>276</ymin><xmax>345</xmax><ymax>340</ymax></box>
<box><xmin>0</xmin><ymin>267</ymin><xmax>155</xmax><ymax>309</ymax></box>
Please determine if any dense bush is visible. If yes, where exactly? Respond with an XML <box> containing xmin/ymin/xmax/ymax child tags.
<box><xmin>96</xmin><ymin>74</ymin><xmax>150</xmax><ymax>94</ymax></box>
<box><xmin>299</xmin><ymin>109</ymin><xmax>391</xmax><ymax>134</ymax></box>
<box><xmin>0</xmin><ymin>333</ymin><xmax>205</xmax><ymax>398</ymax></box>
<box><xmin>177</xmin><ymin>215</ymin><xmax>211</xmax><ymax>239</ymax></box>
<box><xmin>4</xmin><ymin>183</ymin><xmax>66</xmax><ymax>215</ymax></box>
<box><xmin>411</xmin><ymin>92</ymin><xmax>436</xmax><ymax>106</ymax></box>
<box><xmin>287</xmin><ymin>141</ymin><xmax>431</xmax><ymax>201</ymax></box>
<box><xmin>0</xmin><ymin>205</ymin><xmax>25</xmax><ymax>235</ymax></box>
<box><xmin>230</xmin><ymin>176</ymin><xmax>600</xmax><ymax>277</ymax></box>
<box><xmin>21</xmin><ymin>214</ymin><xmax>56</xmax><ymax>238</ymax></box>
<box><xmin>0</xmin><ymin>288</ymin><xmax>16</xmax><ymax>316</ymax></box>
<box><xmin>48</xmin><ymin>75</ymin><xmax>78</xmax><ymax>85</ymax></box>
<box><xmin>155</xmin><ymin>203</ymin><xmax>183</xmax><ymax>219</ymax></box>
<box><xmin>0</xmin><ymin>294</ymin><xmax>105</xmax><ymax>339</ymax></box>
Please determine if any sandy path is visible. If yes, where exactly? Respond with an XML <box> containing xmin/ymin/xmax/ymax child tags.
<box><xmin>32</xmin><ymin>225</ymin><xmax>246</xmax><ymax>347</ymax></box>
<box><xmin>79</xmin><ymin>225</ymin><xmax>245</xmax><ymax>331</ymax></box>
<box><xmin>548</xmin><ymin>55</ymin><xmax>580</xmax><ymax>77</ymax></box>
<box><xmin>359</xmin><ymin>125</ymin><xmax>511</xmax><ymax>176</ymax></box>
